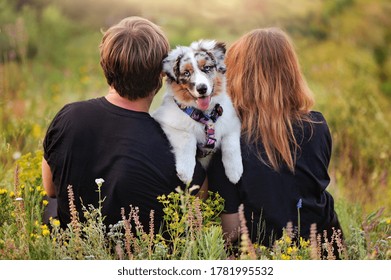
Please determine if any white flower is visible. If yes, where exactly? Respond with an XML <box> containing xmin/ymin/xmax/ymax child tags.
<box><xmin>95</xmin><ymin>178</ymin><xmax>105</xmax><ymax>187</ymax></box>
<box><xmin>15</xmin><ymin>197</ymin><xmax>23</xmax><ymax>201</ymax></box>
<box><xmin>12</xmin><ymin>151</ymin><xmax>22</xmax><ymax>160</ymax></box>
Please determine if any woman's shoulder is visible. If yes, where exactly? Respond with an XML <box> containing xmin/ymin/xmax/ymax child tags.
<box><xmin>308</xmin><ymin>111</ymin><xmax>327</xmax><ymax>122</ymax></box>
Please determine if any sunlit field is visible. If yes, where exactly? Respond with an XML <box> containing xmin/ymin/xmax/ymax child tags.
<box><xmin>0</xmin><ymin>0</ymin><xmax>390</xmax><ymax>259</ymax></box>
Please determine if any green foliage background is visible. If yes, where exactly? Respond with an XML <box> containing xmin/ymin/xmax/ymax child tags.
<box><xmin>0</xmin><ymin>0</ymin><xmax>390</xmax><ymax>258</ymax></box>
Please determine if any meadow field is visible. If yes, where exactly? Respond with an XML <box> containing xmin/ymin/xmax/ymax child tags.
<box><xmin>0</xmin><ymin>0</ymin><xmax>390</xmax><ymax>259</ymax></box>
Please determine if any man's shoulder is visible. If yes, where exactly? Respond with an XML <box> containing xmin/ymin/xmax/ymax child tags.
<box><xmin>56</xmin><ymin>98</ymin><xmax>102</xmax><ymax>117</ymax></box>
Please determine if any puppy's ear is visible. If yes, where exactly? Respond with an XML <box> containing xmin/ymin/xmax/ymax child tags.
<box><xmin>212</xmin><ymin>42</ymin><xmax>226</xmax><ymax>74</ymax></box>
<box><xmin>162</xmin><ymin>47</ymin><xmax>185</xmax><ymax>83</ymax></box>
<box><xmin>162</xmin><ymin>55</ymin><xmax>177</xmax><ymax>82</ymax></box>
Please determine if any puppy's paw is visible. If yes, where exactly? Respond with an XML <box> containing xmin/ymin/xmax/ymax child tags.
<box><xmin>176</xmin><ymin>165</ymin><xmax>194</xmax><ymax>185</ymax></box>
<box><xmin>224</xmin><ymin>161</ymin><xmax>243</xmax><ymax>184</ymax></box>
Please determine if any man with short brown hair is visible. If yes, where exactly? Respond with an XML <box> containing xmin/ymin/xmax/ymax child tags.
<box><xmin>42</xmin><ymin>17</ymin><xmax>205</xmax><ymax>231</ymax></box>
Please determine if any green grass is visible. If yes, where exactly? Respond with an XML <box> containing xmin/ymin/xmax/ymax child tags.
<box><xmin>0</xmin><ymin>0</ymin><xmax>390</xmax><ymax>259</ymax></box>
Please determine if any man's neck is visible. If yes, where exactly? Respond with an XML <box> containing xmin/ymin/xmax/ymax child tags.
<box><xmin>105</xmin><ymin>88</ymin><xmax>153</xmax><ymax>113</ymax></box>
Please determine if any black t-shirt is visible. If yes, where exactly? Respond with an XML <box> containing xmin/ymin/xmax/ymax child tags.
<box><xmin>43</xmin><ymin>97</ymin><xmax>205</xmax><ymax>231</ymax></box>
<box><xmin>208</xmin><ymin>111</ymin><xmax>339</xmax><ymax>245</ymax></box>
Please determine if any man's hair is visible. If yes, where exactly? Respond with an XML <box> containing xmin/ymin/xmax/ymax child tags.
<box><xmin>99</xmin><ymin>17</ymin><xmax>169</xmax><ymax>100</ymax></box>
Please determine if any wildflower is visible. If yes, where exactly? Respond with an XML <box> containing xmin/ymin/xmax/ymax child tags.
<box><xmin>284</xmin><ymin>235</ymin><xmax>292</xmax><ymax>245</ymax></box>
<box><xmin>40</xmin><ymin>224</ymin><xmax>49</xmax><ymax>234</ymax></box>
<box><xmin>287</xmin><ymin>246</ymin><xmax>298</xmax><ymax>255</ymax></box>
<box><xmin>40</xmin><ymin>190</ymin><xmax>47</xmax><ymax>197</ymax></box>
<box><xmin>51</xmin><ymin>219</ymin><xmax>61</xmax><ymax>227</ymax></box>
<box><xmin>281</xmin><ymin>254</ymin><xmax>291</xmax><ymax>260</ymax></box>
<box><xmin>299</xmin><ymin>237</ymin><xmax>310</xmax><ymax>248</ymax></box>
<box><xmin>15</xmin><ymin>197</ymin><xmax>23</xmax><ymax>201</ymax></box>
<box><xmin>12</xmin><ymin>151</ymin><xmax>21</xmax><ymax>160</ymax></box>
<box><xmin>0</xmin><ymin>188</ymin><xmax>7</xmax><ymax>195</ymax></box>
<box><xmin>297</xmin><ymin>198</ymin><xmax>302</xmax><ymax>209</ymax></box>
<box><xmin>95</xmin><ymin>178</ymin><xmax>105</xmax><ymax>187</ymax></box>
<box><xmin>9</xmin><ymin>191</ymin><xmax>15</xmax><ymax>198</ymax></box>
<box><xmin>386</xmin><ymin>219</ymin><xmax>391</xmax><ymax>225</ymax></box>
<box><xmin>42</xmin><ymin>200</ymin><xmax>49</xmax><ymax>206</ymax></box>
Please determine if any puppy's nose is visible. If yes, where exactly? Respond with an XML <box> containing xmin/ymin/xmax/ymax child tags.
<box><xmin>196</xmin><ymin>84</ymin><xmax>208</xmax><ymax>95</ymax></box>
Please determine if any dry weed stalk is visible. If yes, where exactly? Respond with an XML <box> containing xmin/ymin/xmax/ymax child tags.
<box><xmin>193</xmin><ymin>197</ymin><xmax>203</xmax><ymax>231</ymax></box>
<box><xmin>238</xmin><ymin>204</ymin><xmax>256</xmax><ymax>259</ymax></box>
<box><xmin>310</xmin><ymin>223</ymin><xmax>320</xmax><ymax>260</ymax></box>
<box><xmin>67</xmin><ymin>185</ymin><xmax>81</xmax><ymax>238</ymax></box>
<box><xmin>148</xmin><ymin>210</ymin><xmax>155</xmax><ymax>256</ymax></box>
<box><xmin>323</xmin><ymin>230</ymin><xmax>336</xmax><ymax>260</ymax></box>
<box><xmin>121</xmin><ymin>207</ymin><xmax>134</xmax><ymax>260</ymax></box>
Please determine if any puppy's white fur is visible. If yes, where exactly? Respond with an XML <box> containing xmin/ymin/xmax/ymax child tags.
<box><xmin>152</xmin><ymin>40</ymin><xmax>243</xmax><ymax>184</ymax></box>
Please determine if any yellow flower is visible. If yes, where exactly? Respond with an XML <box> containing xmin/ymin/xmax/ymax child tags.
<box><xmin>287</xmin><ymin>246</ymin><xmax>298</xmax><ymax>255</ymax></box>
<box><xmin>41</xmin><ymin>224</ymin><xmax>49</xmax><ymax>231</ymax></box>
<box><xmin>9</xmin><ymin>191</ymin><xmax>15</xmax><ymax>198</ymax></box>
<box><xmin>40</xmin><ymin>190</ymin><xmax>47</xmax><ymax>197</ymax></box>
<box><xmin>281</xmin><ymin>254</ymin><xmax>291</xmax><ymax>260</ymax></box>
<box><xmin>52</xmin><ymin>219</ymin><xmax>60</xmax><ymax>227</ymax></box>
<box><xmin>300</xmin><ymin>237</ymin><xmax>310</xmax><ymax>248</ymax></box>
<box><xmin>42</xmin><ymin>200</ymin><xmax>49</xmax><ymax>206</ymax></box>
<box><xmin>284</xmin><ymin>235</ymin><xmax>292</xmax><ymax>245</ymax></box>
<box><xmin>386</xmin><ymin>219</ymin><xmax>391</xmax><ymax>225</ymax></box>
<box><xmin>42</xmin><ymin>229</ymin><xmax>50</xmax><ymax>237</ymax></box>
<box><xmin>0</xmin><ymin>188</ymin><xmax>7</xmax><ymax>195</ymax></box>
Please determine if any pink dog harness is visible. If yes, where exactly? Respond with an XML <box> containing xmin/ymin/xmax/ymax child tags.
<box><xmin>176</xmin><ymin>101</ymin><xmax>223</xmax><ymax>157</ymax></box>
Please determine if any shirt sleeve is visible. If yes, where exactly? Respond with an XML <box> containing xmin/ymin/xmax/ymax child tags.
<box><xmin>207</xmin><ymin>151</ymin><xmax>241</xmax><ymax>213</ymax></box>
<box><xmin>43</xmin><ymin>104</ymin><xmax>72</xmax><ymax>163</ymax></box>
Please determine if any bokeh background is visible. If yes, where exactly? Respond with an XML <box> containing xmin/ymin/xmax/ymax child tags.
<box><xmin>1</xmin><ymin>0</ymin><xmax>390</xmax><ymax>251</ymax></box>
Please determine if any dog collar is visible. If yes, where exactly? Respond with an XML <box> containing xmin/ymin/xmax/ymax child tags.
<box><xmin>175</xmin><ymin>100</ymin><xmax>223</xmax><ymax>157</ymax></box>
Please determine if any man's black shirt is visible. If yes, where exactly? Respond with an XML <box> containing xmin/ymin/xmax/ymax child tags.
<box><xmin>43</xmin><ymin>97</ymin><xmax>205</xmax><ymax>231</ymax></box>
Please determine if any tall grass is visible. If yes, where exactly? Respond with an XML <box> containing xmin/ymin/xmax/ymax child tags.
<box><xmin>0</xmin><ymin>151</ymin><xmax>389</xmax><ymax>259</ymax></box>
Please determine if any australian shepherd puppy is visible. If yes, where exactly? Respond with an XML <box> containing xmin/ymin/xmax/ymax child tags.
<box><xmin>152</xmin><ymin>40</ymin><xmax>243</xmax><ymax>185</ymax></box>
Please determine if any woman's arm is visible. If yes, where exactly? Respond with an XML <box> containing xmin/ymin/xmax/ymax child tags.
<box><xmin>221</xmin><ymin>212</ymin><xmax>240</xmax><ymax>242</ymax></box>
<box><xmin>42</xmin><ymin>158</ymin><xmax>56</xmax><ymax>198</ymax></box>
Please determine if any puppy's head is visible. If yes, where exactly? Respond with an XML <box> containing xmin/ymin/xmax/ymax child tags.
<box><xmin>162</xmin><ymin>40</ymin><xmax>226</xmax><ymax>111</ymax></box>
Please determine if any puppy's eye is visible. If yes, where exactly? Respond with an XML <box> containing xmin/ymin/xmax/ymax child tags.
<box><xmin>183</xmin><ymin>70</ymin><xmax>191</xmax><ymax>77</ymax></box>
<box><xmin>203</xmin><ymin>66</ymin><xmax>211</xmax><ymax>72</ymax></box>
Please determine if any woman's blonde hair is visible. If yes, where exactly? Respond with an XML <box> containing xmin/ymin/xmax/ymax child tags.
<box><xmin>100</xmin><ymin>17</ymin><xmax>169</xmax><ymax>100</ymax></box>
<box><xmin>226</xmin><ymin>28</ymin><xmax>314</xmax><ymax>172</ymax></box>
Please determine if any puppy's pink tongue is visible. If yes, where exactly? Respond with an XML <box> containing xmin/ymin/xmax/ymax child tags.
<box><xmin>196</xmin><ymin>96</ymin><xmax>211</xmax><ymax>110</ymax></box>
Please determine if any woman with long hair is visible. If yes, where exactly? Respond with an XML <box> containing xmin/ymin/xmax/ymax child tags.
<box><xmin>208</xmin><ymin>28</ymin><xmax>343</xmax><ymax>258</ymax></box>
